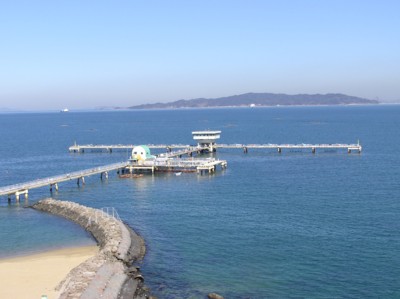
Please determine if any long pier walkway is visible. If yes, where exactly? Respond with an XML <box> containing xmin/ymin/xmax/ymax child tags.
<box><xmin>217</xmin><ymin>142</ymin><xmax>362</xmax><ymax>153</ymax></box>
<box><xmin>70</xmin><ymin>142</ymin><xmax>362</xmax><ymax>154</ymax></box>
<box><xmin>0</xmin><ymin>161</ymin><xmax>129</xmax><ymax>201</ymax></box>
<box><xmin>69</xmin><ymin>143</ymin><xmax>191</xmax><ymax>153</ymax></box>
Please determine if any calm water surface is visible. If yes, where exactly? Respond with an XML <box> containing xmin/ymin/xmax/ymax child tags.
<box><xmin>0</xmin><ymin>106</ymin><xmax>399</xmax><ymax>298</ymax></box>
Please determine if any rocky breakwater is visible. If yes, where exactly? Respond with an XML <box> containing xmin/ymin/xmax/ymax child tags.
<box><xmin>33</xmin><ymin>198</ymin><xmax>149</xmax><ymax>299</ymax></box>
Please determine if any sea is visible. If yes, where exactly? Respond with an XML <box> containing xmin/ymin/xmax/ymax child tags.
<box><xmin>0</xmin><ymin>105</ymin><xmax>399</xmax><ymax>299</ymax></box>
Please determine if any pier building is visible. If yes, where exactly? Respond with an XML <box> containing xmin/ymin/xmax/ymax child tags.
<box><xmin>131</xmin><ymin>145</ymin><xmax>154</xmax><ymax>162</ymax></box>
<box><xmin>126</xmin><ymin>145</ymin><xmax>227</xmax><ymax>174</ymax></box>
<box><xmin>192</xmin><ymin>130</ymin><xmax>221</xmax><ymax>152</ymax></box>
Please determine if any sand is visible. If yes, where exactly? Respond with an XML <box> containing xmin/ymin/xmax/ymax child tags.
<box><xmin>0</xmin><ymin>245</ymin><xmax>98</xmax><ymax>299</ymax></box>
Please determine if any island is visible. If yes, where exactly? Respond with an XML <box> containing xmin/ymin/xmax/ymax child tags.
<box><xmin>127</xmin><ymin>93</ymin><xmax>378</xmax><ymax>109</ymax></box>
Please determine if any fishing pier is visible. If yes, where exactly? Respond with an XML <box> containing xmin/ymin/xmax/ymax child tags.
<box><xmin>2</xmin><ymin>130</ymin><xmax>361</xmax><ymax>202</ymax></box>
<box><xmin>69</xmin><ymin>130</ymin><xmax>362</xmax><ymax>154</ymax></box>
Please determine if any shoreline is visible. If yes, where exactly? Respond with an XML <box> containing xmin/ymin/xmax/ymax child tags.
<box><xmin>32</xmin><ymin>198</ymin><xmax>148</xmax><ymax>298</ymax></box>
<box><xmin>0</xmin><ymin>241</ymin><xmax>97</xmax><ymax>261</ymax></box>
<box><xmin>0</xmin><ymin>245</ymin><xmax>98</xmax><ymax>299</ymax></box>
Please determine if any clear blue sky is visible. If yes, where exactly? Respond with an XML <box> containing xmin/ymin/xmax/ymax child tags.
<box><xmin>1</xmin><ymin>0</ymin><xmax>399</xmax><ymax>110</ymax></box>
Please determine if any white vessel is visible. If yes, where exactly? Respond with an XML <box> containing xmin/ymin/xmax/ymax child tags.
<box><xmin>60</xmin><ymin>108</ymin><xmax>69</xmax><ymax>113</ymax></box>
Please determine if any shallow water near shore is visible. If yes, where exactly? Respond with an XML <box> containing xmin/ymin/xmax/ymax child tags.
<box><xmin>0</xmin><ymin>106</ymin><xmax>400</xmax><ymax>298</ymax></box>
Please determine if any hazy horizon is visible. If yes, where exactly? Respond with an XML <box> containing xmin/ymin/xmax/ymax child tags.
<box><xmin>1</xmin><ymin>1</ymin><xmax>399</xmax><ymax>110</ymax></box>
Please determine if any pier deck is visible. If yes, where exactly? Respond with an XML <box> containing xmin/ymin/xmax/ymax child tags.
<box><xmin>70</xmin><ymin>142</ymin><xmax>362</xmax><ymax>154</ymax></box>
<box><xmin>163</xmin><ymin>146</ymin><xmax>211</xmax><ymax>158</ymax></box>
<box><xmin>0</xmin><ymin>162</ymin><xmax>129</xmax><ymax>201</ymax></box>
<box><xmin>69</xmin><ymin>144</ymin><xmax>191</xmax><ymax>153</ymax></box>
<box><xmin>217</xmin><ymin>143</ymin><xmax>362</xmax><ymax>153</ymax></box>
<box><xmin>127</xmin><ymin>157</ymin><xmax>227</xmax><ymax>174</ymax></box>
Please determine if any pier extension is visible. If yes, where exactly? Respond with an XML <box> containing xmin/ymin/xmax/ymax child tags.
<box><xmin>69</xmin><ymin>130</ymin><xmax>362</xmax><ymax>154</ymax></box>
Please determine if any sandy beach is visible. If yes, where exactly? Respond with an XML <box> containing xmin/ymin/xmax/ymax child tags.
<box><xmin>0</xmin><ymin>245</ymin><xmax>98</xmax><ymax>299</ymax></box>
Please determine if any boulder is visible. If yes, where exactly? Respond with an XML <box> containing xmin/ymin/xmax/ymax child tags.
<box><xmin>208</xmin><ymin>293</ymin><xmax>224</xmax><ymax>299</ymax></box>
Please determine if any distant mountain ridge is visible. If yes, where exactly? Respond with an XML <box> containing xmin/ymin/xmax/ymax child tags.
<box><xmin>128</xmin><ymin>93</ymin><xmax>378</xmax><ymax>109</ymax></box>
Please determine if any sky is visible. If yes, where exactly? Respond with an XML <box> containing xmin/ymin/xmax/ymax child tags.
<box><xmin>1</xmin><ymin>0</ymin><xmax>399</xmax><ymax>110</ymax></box>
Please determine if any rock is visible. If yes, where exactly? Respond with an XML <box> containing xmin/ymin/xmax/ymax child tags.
<box><xmin>32</xmin><ymin>198</ymin><xmax>148</xmax><ymax>299</ymax></box>
<box><xmin>126</xmin><ymin>266</ymin><xmax>138</xmax><ymax>274</ymax></box>
<box><xmin>208</xmin><ymin>293</ymin><xmax>224</xmax><ymax>299</ymax></box>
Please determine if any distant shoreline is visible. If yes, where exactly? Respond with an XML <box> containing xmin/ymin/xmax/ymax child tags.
<box><xmin>5</xmin><ymin>102</ymin><xmax>400</xmax><ymax>114</ymax></box>
<box><xmin>127</xmin><ymin>92</ymin><xmax>380</xmax><ymax>110</ymax></box>
<box><xmin>125</xmin><ymin>102</ymin><xmax>382</xmax><ymax>111</ymax></box>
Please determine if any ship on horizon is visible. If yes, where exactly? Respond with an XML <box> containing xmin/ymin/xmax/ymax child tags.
<box><xmin>60</xmin><ymin>108</ymin><xmax>69</xmax><ymax>113</ymax></box>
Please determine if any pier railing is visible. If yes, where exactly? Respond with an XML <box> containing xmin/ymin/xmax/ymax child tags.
<box><xmin>69</xmin><ymin>143</ymin><xmax>192</xmax><ymax>152</ymax></box>
<box><xmin>149</xmin><ymin>157</ymin><xmax>219</xmax><ymax>168</ymax></box>
<box><xmin>216</xmin><ymin>143</ymin><xmax>361</xmax><ymax>149</ymax></box>
<box><xmin>87</xmin><ymin>207</ymin><xmax>122</xmax><ymax>226</ymax></box>
<box><xmin>69</xmin><ymin>142</ymin><xmax>362</xmax><ymax>154</ymax></box>
<box><xmin>0</xmin><ymin>161</ymin><xmax>129</xmax><ymax>197</ymax></box>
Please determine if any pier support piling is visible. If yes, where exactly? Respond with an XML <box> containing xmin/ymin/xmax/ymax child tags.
<box><xmin>14</xmin><ymin>190</ymin><xmax>28</xmax><ymax>202</ymax></box>
<box><xmin>50</xmin><ymin>183</ymin><xmax>59</xmax><ymax>192</ymax></box>
<box><xmin>77</xmin><ymin>177</ymin><xmax>85</xmax><ymax>186</ymax></box>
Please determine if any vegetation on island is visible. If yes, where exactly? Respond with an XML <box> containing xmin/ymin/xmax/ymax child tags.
<box><xmin>128</xmin><ymin>93</ymin><xmax>378</xmax><ymax>109</ymax></box>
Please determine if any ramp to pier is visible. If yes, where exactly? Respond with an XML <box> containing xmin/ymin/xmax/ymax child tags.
<box><xmin>0</xmin><ymin>161</ymin><xmax>129</xmax><ymax>199</ymax></box>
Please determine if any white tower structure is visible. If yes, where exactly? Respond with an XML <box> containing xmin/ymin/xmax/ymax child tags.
<box><xmin>192</xmin><ymin>130</ymin><xmax>221</xmax><ymax>152</ymax></box>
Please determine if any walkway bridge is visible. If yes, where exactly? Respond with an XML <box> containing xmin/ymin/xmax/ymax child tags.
<box><xmin>69</xmin><ymin>143</ymin><xmax>191</xmax><ymax>153</ymax></box>
<box><xmin>217</xmin><ymin>142</ymin><xmax>362</xmax><ymax>153</ymax></box>
<box><xmin>162</xmin><ymin>146</ymin><xmax>211</xmax><ymax>158</ymax></box>
<box><xmin>70</xmin><ymin>142</ymin><xmax>362</xmax><ymax>154</ymax></box>
<box><xmin>0</xmin><ymin>161</ymin><xmax>129</xmax><ymax>201</ymax></box>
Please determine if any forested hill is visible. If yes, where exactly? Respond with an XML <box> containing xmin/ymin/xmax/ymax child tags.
<box><xmin>128</xmin><ymin>93</ymin><xmax>378</xmax><ymax>109</ymax></box>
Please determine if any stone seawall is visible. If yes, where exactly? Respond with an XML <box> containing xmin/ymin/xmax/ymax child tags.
<box><xmin>33</xmin><ymin>198</ymin><xmax>148</xmax><ymax>299</ymax></box>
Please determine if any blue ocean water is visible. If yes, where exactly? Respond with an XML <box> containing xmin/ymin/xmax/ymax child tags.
<box><xmin>0</xmin><ymin>106</ymin><xmax>399</xmax><ymax>298</ymax></box>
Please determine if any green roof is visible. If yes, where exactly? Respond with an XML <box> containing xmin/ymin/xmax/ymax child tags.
<box><xmin>139</xmin><ymin>145</ymin><xmax>152</xmax><ymax>158</ymax></box>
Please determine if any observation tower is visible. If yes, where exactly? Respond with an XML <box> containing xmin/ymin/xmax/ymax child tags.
<box><xmin>192</xmin><ymin>130</ymin><xmax>221</xmax><ymax>152</ymax></box>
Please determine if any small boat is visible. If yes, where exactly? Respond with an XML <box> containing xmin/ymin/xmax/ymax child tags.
<box><xmin>175</xmin><ymin>172</ymin><xmax>182</xmax><ymax>176</ymax></box>
<box><xmin>60</xmin><ymin>108</ymin><xmax>69</xmax><ymax>113</ymax></box>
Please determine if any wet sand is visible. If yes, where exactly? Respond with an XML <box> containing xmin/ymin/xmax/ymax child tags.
<box><xmin>0</xmin><ymin>245</ymin><xmax>98</xmax><ymax>299</ymax></box>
